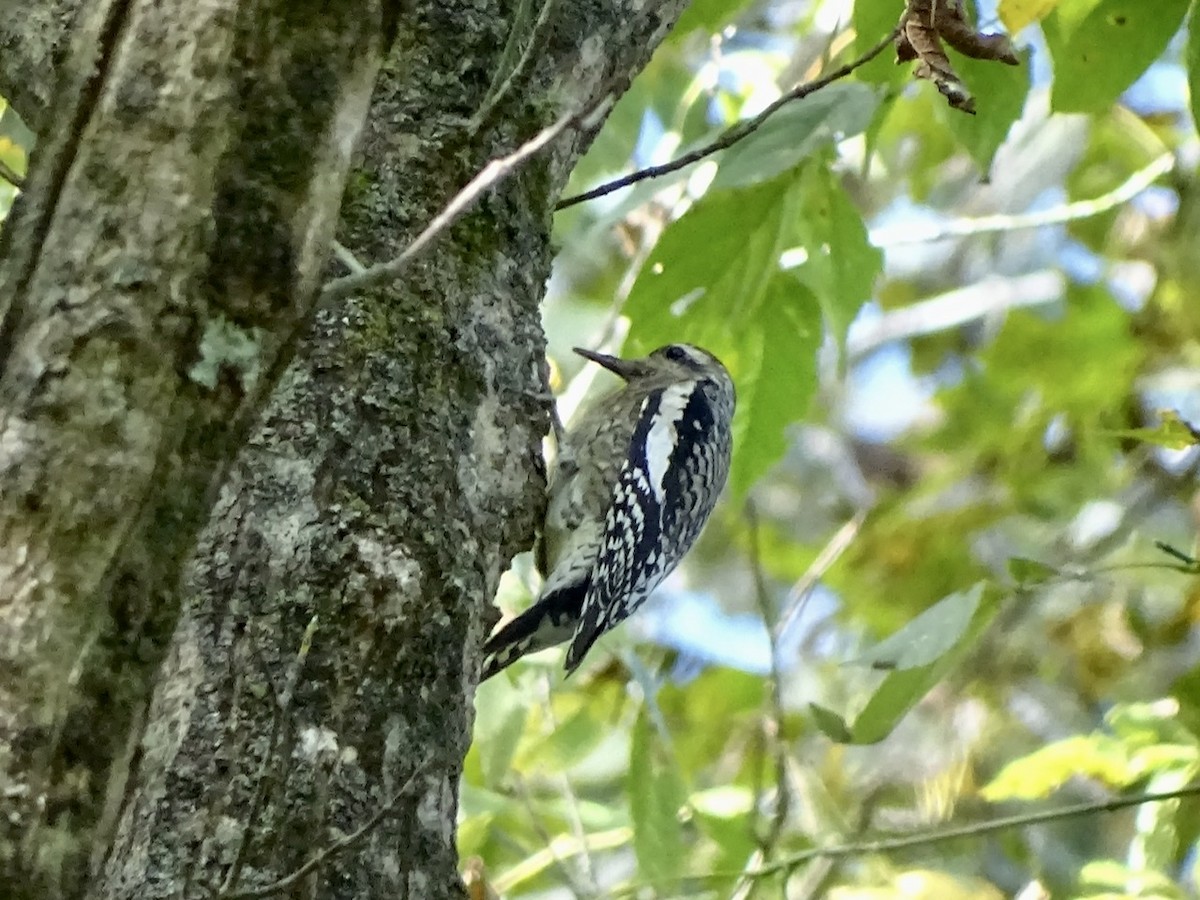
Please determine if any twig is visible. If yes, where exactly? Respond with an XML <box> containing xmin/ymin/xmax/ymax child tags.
<box><xmin>215</xmin><ymin>615</ymin><xmax>320</xmax><ymax>896</ymax></box>
<box><xmin>612</xmin><ymin>783</ymin><xmax>1200</xmax><ymax>896</ymax></box>
<box><xmin>214</xmin><ymin>696</ymin><xmax>286</xmax><ymax>896</ymax></box>
<box><xmin>320</xmin><ymin>84</ymin><xmax>615</xmax><ymax>305</ymax></box>
<box><xmin>774</xmin><ymin>510</ymin><xmax>866</xmax><ymax>646</ymax></box>
<box><xmin>844</xmin><ymin>270</ymin><xmax>1063</xmax><ymax>360</ymax></box>
<box><xmin>868</xmin><ymin>152</ymin><xmax>1175</xmax><ymax>246</ymax></box>
<box><xmin>746</xmin><ymin>784</ymin><xmax>1200</xmax><ymax>878</ymax></box>
<box><xmin>471</xmin><ymin>0</ymin><xmax>560</xmax><ymax>132</ymax></box>
<box><xmin>1155</xmin><ymin>541</ymin><xmax>1200</xmax><ymax>572</ymax></box>
<box><xmin>731</xmin><ymin>502</ymin><xmax>790</xmax><ymax>900</ymax></box>
<box><xmin>279</xmin><ymin>614</ymin><xmax>320</xmax><ymax>710</ymax></box>
<box><xmin>539</xmin><ymin>677</ymin><xmax>601</xmax><ymax>897</ymax></box>
<box><xmin>221</xmin><ymin>761</ymin><xmax>428</xmax><ymax>899</ymax></box>
<box><xmin>493</xmin><ymin>827</ymin><xmax>633</xmax><ymax>895</ymax></box>
<box><xmin>788</xmin><ymin>788</ymin><xmax>880</xmax><ymax>900</ymax></box>
<box><xmin>554</xmin><ymin>21</ymin><xmax>904</xmax><ymax>211</ymax></box>
<box><xmin>331</xmin><ymin>240</ymin><xmax>367</xmax><ymax>274</ymax></box>
<box><xmin>511</xmin><ymin>772</ymin><xmax>598</xmax><ymax>900</ymax></box>
<box><xmin>1010</xmin><ymin>543</ymin><xmax>1200</xmax><ymax>587</ymax></box>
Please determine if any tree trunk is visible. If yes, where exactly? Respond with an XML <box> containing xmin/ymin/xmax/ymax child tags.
<box><xmin>0</xmin><ymin>0</ymin><xmax>395</xmax><ymax>896</ymax></box>
<box><xmin>0</xmin><ymin>1</ymin><xmax>686</xmax><ymax>898</ymax></box>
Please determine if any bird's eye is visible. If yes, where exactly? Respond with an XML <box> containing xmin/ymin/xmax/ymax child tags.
<box><xmin>665</xmin><ymin>346</ymin><xmax>690</xmax><ymax>363</ymax></box>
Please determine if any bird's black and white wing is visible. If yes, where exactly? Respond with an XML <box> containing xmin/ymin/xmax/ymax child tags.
<box><xmin>563</xmin><ymin>378</ymin><xmax>732</xmax><ymax>673</ymax></box>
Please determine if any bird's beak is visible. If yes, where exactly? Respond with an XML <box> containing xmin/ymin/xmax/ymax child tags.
<box><xmin>573</xmin><ymin>347</ymin><xmax>641</xmax><ymax>380</ymax></box>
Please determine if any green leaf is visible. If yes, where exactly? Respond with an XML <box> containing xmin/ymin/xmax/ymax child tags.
<box><xmin>624</xmin><ymin>171</ymin><xmax>825</xmax><ymax>495</ymax></box>
<box><xmin>656</xmin><ymin>668</ymin><xmax>768</xmax><ymax>777</ymax></box>
<box><xmin>1045</xmin><ymin>0</ymin><xmax>1190</xmax><ymax>113</ymax></box>
<box><xmin>624</xmin><ymin>172</ymin><xmax>803</xmax><ymax>352</ymax></box>
<box><xmin>855</xmin><ymin>583</ymin><xmax>987</xmax><ymax>671</ymax></box>
<box><xmin>855</xmin><ymin>0</ymin><xmax>908</xmax><ymax>84</ymax></box>
<box><xmin>1007</xmin><ymin>556</ymin><xmax>1059</xmax><ymax>586</ymax></box>
<box><xmin>981</xmin><ymin>734</ymin><xmax>1136</xmax><ymax>801</ymax></box>
<box><xmin>625</xmin><ymin>165</ymin><xmax>876</xmax><ymax>497</ymax></box>
<box><xmin>847</xmin><ymin>583</ymin><xmax>999</xmax><ymax>744</ymax></box>
<box><xmin>729</xmin><ymin>278</ymin><xmax>821</xmax><ymax>498</ymax></box>
<box><xmin>999</xmin><ymin>0</ymin><xmax>1065</xmax><ymax>33</ymax></box>
<box><xmin>670</xmin><ymin>0</ymin><xmax>758</xmax><ymax>38</ymax></box>
<box><xmin>981</xmin><ymin>702</ymin><xmax>1199</xmax><ymax>805</ymax></box>
<box><xmin>713</xmin><ymin>83</ymin><xmax>881</xmax><ymax>189</ymax></box>
<box><xmin>1108</xmin><ymin>410</ymin><xmax>1200</xmax><ymax>451</ymax></box>
<box><xmin>943</xmin><ymin>47</ymin><xmax>1031</xmax><ymax>171</ymax></box>
<box><xmin>690</xmin><ymin>786</ymin><xmax>756</xmax><ymax>894</ymax></box>
<box><xmin>1080</xmin><ymin>859</ymin><xmax>1186</xmax><ymax>896</ymax></box>
<box><xmin>516</xmin><ymin>703</ymin><xmax>606</xmax><ymax>770</ymax></box>
<box><xmin>1106</xmin><ymin>700</ymin><xmax>1200</xmax><ymax>749</ymax></box>
<box><xmin>1189</xmin><ymin>7</ymin><xmax>1200</xmax><ymax>138</ymax></box>
<box><xmin>455</xmin><ymin>808</ymin><xmax>494</xmax><ymax>859</ymax></box>
<box><xmin>689</xmin><ymin>785</ymin><xmax>754</xmax><ymax>818</ymax></box>
<box><xmin>624</xmin><ymin>169</ymin><xmax>875</xmax><ymax>503</ymax></box>
<box><xmin>628</xmin><ymin>710</ymin><xmax>687</xmax><ymax>885</ymax></box>
<box><xmin>1133</xmin><ymin>769</ymin><xmax>1197</xmax><ymax>874</ymax></box>
<box><xmin>787</xmin><ymin>165</ymin><xmax>883</xmax><ymax>348</ymax></box>
<box><xmin>494</xmin><ymin>827</ymin><xmax>635</xmax><ymax>895</ymax></box>
<box><xmin>809</xmin><ymin>703</ymin><xmax>854</xmax><ymax>743</ymax></box>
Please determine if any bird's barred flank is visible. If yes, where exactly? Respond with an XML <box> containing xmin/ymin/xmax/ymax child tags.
<box><xmin>480</xmin><ymin>343</ymin><xmax>735</xmax><ymax>682</ymax></box>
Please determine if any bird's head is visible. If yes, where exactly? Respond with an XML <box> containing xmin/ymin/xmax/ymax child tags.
<box><xmin>573</xmin><ymin>343</ymin><xmax>732</xmax><ymax>394</ymax></box>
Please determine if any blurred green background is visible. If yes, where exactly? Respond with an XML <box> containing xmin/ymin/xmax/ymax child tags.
<box><xmin>464</xmin><ymin>0</ymin><xmax>1200</xmax><ymax>897</ymax></box>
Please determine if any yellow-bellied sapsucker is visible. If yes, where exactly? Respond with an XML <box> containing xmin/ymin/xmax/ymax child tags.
<box><xmin>480</xmin><ymin>343</ymin><xmax>735</xmax><ymax>680</ymax></box>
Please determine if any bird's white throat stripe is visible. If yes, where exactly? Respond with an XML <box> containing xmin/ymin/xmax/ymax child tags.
<box><xmin>645</xmin><ymin>382</ymin><xmax>694</xmax><ymax>500</ymax></box>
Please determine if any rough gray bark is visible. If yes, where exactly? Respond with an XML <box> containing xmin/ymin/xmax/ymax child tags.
<box><xmin>0</xmin><ymin>0</ymin><xmax>77</xmax><ymax>135</ymax></box>
<box><xmin>0</xmin><ymin>1</ymin><xmax>396</xmax><ymax>897</ymax></box>
<box><xmin>0</xmin><ymin>1</ymin><xmax>687</xmax><ymax>898</ymax></box>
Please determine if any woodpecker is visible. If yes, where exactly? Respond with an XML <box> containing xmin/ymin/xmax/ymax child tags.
<box><xmin>480</xmin><ymin>343</ymin><xmax>735</xmax><ymax>681</ymax></box>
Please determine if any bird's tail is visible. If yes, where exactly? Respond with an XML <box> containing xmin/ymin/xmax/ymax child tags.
<box><xmin>479</xmin><ymin>579</ymin><xmax>588</xmax><ymax>681</ymax></box>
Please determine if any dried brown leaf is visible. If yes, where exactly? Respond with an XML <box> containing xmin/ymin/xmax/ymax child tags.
<box><xmin>940</xmin><ymin>12</ymin><xmax>1020</xmax><ymax>64</ymax></box>
<box><xmin>897</xmin><ymin>0</ymin><xmax>1021</xmax><ymax>115</ymax></box>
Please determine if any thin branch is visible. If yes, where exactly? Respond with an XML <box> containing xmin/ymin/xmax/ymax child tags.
<box><xmin>844</xmin><ymin>270</ymin><xmax>1064</xmax><ymax>360</ymax></box>
<box><xmin>213</xmin><ymin>696</ymin><xmax>286</xmax><ymax>896</ymax></box>
<box><xmin>747</xmin><ymin>784</ymin><xmax>1200</xmax><ymax>878</ymax></box>
<box><xmin>554</xmin><ymin>21</ymin><xmax>904</xmax><ymax>211</ymax></box>
<box><xmin>331</xmin><ymin>240</ymin><xmax>367</xmax><ymax>274</ymax></box>
<box><xmin>279</xmin><ymin>614</ymin><xmax>320</xmax><ymax>710</ymax></box>
<box><xmin>868</xmin><ymin>152</ymin><xmax>1175</xmax><ymax>246</ymax></box>
<box><xmin>614</xmin><ymin>784</ymin><xmax>1200</xmax><ymax>896</ymax></box>
<box><xmin>554</xmin><ymin>772</ymin><xmax>599</xmax><ymax>898</ymax></box>
<box><xmin>731</xmin><ymin>502</ymin><xmax>790</xmax><ymax>900</ymax></box>
<box><xmin>512</xmin><ymin>774</ymin><xmax>598</xmax><ymax>900</ymax></box>
<box><xmin>729</xmin><ymin>510</ymin><xmax>865</xmax><ymax>898</ymax></box>
<box><xmin>493</xmin><ymin>827</ymin><xmax>633</xmax><ymax>895</ymax></box>
<box><xmin>320</xmin><ymin>84</ymin><xmax>615</xmax><ymax>305</ymax></box>
<box><xmin>788</xmin><ymin>789</ymin><xmax>879</xmax><ymax>900</ymax></box>
<box><xmin>774</xmin><ymin>510</ymin><xmax>866</xmax><ymax>645</ymax></box>
<box><xmin>221</xmin><ymin>761</ymin><xmax>428</xmax><ymax>899</ymax></box>
<box><xmin>538</xmin><ymin>677</ymin><xmax>601</xmax><ymax>898</ymax></box>
<box><xmin>470</xmin><ymin>0</ymin><xmax>560</xmax><ymax>132</ymax></box>
<box><xmin>1155</xmin><ymin>541</ymin><xmax>1200</xmax><ymax>572</ymax></box>
<box><xmin>215</xmin><ymin>615</ymin><xmax>321</xmax><ymax>896</ymax></box>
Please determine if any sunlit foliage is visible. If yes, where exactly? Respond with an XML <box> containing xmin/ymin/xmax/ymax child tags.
<box><xmin>464</xmin><ymin>0</ymin><xmax>1200</xmax><ymax>897</ymax></box>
